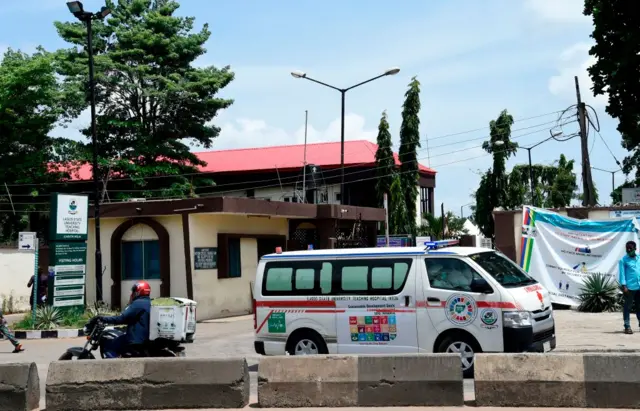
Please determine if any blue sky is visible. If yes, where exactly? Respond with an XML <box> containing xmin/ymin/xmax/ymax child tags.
<box><xmin>0</xmin><ymin>0</ymin><xmax>627</xmax><ymax>216</ymax></box>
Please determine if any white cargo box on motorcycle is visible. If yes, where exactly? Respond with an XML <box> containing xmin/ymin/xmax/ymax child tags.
<box><xmin>149</xmin><ymin>297</ymin><xmax>197</xmax><ymax>342</ymax></box>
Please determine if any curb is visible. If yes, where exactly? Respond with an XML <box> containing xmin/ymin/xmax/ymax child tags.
<box><xmin>12</xmin><ymin>325</ymin><xmax>127</xmax><ymax>340</ymax></box>
<box><xmin>13</xmin><ymin>328</ymin><xmax>85</xmax><ymax>339</ymax></box>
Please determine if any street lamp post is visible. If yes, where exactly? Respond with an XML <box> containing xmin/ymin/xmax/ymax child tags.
<box><xmin>66</xmin><ymin>1</ymin><xmax>111</xmax><ymax>302</ymax></box>
<box><xmin>291</xmin><ymin>67</ymin><xmax>400</xmax><ymax>205</ymax></box>
<box><xmin>460</xmin><ymin>203</ymin><xmax>473</xmax><ymax>218</ymax></box>
<box><xmin>592</xmin><ymin>167</ymin><xmax>622</xmax><ymax>196</ymax></box>
<box><xmin>519</xmin><ymin>134</ymin><xmax>558</xmax><ymax>206</ymax></box>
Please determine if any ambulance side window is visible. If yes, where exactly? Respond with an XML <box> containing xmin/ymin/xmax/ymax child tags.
<box><xmin>425</xmin><ymin>258</ymin><xmax>483</xmax><ymax>292</ymax></box>
<box><xmin>263</xmin><ymin>260</ymin><xmax>333</xmax><ymax>296</ymax></box>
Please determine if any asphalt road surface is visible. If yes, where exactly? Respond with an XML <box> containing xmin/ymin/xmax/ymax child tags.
<box><xmin>2</xmin><ymin>310</ymin><xmax>639</xmax><ymax>409</ymax></box>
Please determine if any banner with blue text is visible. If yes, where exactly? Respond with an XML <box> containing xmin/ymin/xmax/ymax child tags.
<box><xmin>520</xmin><ymin>206</ymin><xmax>639</xmax><ymax>306</ymax></box>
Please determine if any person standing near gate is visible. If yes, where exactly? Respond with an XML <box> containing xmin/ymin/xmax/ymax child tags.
<box><xmin>619</xmin><ymin>241</ymin><xmax>640</xmax><ymax>334</ymax></box>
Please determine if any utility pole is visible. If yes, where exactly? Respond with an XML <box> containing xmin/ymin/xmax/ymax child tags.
<box><xmin>383</xmin><ymin>193</ymin><xmax>390</xmax><ymax>247</ymax></box>
<box><xmin>302</xmin><ymin>110</ymin><xmax>308</xmax><ymax>203</ymax></box>
<box><xmin>575</xmin><ymin>76</ymin><xmax>596</xmax><ymax>206</ymax></box>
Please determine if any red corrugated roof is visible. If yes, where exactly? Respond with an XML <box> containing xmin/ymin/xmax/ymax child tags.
<box><xmin>62</xmin><ymin>140</ymin><xmax>436</xmax><ymax>180</ymax></box>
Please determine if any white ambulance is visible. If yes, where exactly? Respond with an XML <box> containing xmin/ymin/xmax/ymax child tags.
<box><xmin>253</xmin><ymin>245</ymin><xmax>555</xmax><ymax>377</ymax></box>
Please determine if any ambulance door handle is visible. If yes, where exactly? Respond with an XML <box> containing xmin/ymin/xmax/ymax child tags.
<box><xmin>427</xmin><ymin>297</ymin><xmax>440</xmax><ymax>303</ymax></box>
<box><xmin>404</xmin><ymin>296</ymin><xmax>411</xmax><ymax>306</ymax></box>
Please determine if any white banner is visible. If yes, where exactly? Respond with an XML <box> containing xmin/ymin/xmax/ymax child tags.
<box><xmin>519</xmin><ymin>206</ymin><xmax>640</xmax><ymax>306</ymax></box>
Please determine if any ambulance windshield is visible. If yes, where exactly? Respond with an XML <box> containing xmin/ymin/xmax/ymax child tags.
<box><xmin>469</xmin><ymin>251</ymin><xmax>537</xmax><ymax>288</ymax></box>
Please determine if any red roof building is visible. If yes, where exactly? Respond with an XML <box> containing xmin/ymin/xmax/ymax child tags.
<box><xmin>61</xmin><ymin>139</ymin><xmax>436</xmax><ymax>218</ymax></box>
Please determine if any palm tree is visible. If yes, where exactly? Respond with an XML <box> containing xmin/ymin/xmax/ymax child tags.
<box><xmin>418</xmin><ymin>212</ymin><xmax>468</xmax><ymax>239</ymax></box>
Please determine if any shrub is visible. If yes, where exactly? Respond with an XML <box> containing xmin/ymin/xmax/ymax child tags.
<box><xmin>578</xmin><ymin>273</ymin><xmax>621</xmax><ymax>313</ymax></box>
<box><xmin>35</xmin><ymin>306</ymin><xmax>64</xmax><ymax>330</ymax></box>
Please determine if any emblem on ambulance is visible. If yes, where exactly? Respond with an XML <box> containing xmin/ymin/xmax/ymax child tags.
<box><xmin>445</xmin><ymin>294</ymin><xmax>477</xmax><ymax>326</ymax></box>
<box><xmin>480</xmin><ymin>308</ymin><xmax>498</xmax><ymax>329</ymax></box>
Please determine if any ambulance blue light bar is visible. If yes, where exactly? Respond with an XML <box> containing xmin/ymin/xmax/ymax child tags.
<box><xmin>424</xmin><ymin>239</ymin><xmax>460</xmax><ymax>250</ymax></box>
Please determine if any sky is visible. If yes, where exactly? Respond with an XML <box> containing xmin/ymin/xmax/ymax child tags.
<box><xmin>0</xmin><ymin>0</ymin><xmax>628</xmax><ymax>216</ymax></box>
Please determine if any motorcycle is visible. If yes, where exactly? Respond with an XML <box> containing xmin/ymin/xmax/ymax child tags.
<box><xmin>58</xmin><ymin>318</ymin><xmax>186</xmax><ymax>360</ymax></box>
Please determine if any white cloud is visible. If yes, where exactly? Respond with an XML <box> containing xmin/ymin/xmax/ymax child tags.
<box><xmin>548</xmin><ymin>42</ymin><xmax>606</xmax><ymax>107</ymax></box>
<box><xmin>525</xmin><ymin>0</ymin><xmax>590</xmax><ymax>23</ymax></box>
<box><xmin>209</xmin><ymin>113</ymin><xmax>377</xmax><ymax>150</ymax></box>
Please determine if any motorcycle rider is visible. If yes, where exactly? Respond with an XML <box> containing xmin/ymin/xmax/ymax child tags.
<box><xmin>96</xmin><ymin>281</ymin><xmax>151</xmax><ymax>358</ymax></box>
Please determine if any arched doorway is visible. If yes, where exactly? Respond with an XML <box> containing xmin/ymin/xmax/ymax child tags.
<box><xmin>110</xmin><ymin>218</ymin><xmax>170</xmax><ymax>309</ymax></box>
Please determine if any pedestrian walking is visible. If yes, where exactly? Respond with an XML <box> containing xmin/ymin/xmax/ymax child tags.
<box><xmin>0</xmin><ymin>310</ymin><xmax>24</xmax><ymax>353</ymax></box>
<box><xmin>619</xmin><ymin>240</ymin><xmax>640</xmax><ymax>334</ymax></box>
<box><xmin>28</xmin><ymin>268</ymin><xmax>48</xmax><ymax>308</ymax></box>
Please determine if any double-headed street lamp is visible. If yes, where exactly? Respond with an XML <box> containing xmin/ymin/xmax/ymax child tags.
<box><xmin>66</xmin><ymin>1</ymin><xmax>111</xmax><ymax>302</ymax></box>
<box><xmin>592</xmin><ymin>167</ymin><xmax>622</xmax><ymax>195</ymax></box>
<box><xmin>290</xmin><ymin>67</ymin><xmax>400</xmax><ymax>205</ymax></box>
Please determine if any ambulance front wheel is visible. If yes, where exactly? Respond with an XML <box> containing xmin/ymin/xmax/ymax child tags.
<box><xmin>286</xmin><ymin>329</ymin><xmax>328</xmax><ymax>356</ymax></box>
<box><xmin>436</xmin><ymin>332</ymin><xmax>481</xmax><ymax>379</ymax></box>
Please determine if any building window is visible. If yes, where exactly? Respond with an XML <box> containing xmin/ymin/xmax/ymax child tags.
<box><xmin>246</xmin><ymin>189</ymin><xmax>255</xmax><ymax>198</ymax></box>
<box><xmin>420</xmin><ymin>187</ymin><xmax>430</xmax><ymax>216</ymax></box>
<box><xmin>335</xmin><ymin>192</ymin><xmax>341</xmax><ymax>202</ymax></box>
<box><xmin>228</xmin><ymin>238</ymin><xmax>242</xmax><ymax>278</ymax></box>
<box><xmin>122</xmin><ymin>240</ymin><xmax>161</xmax><ymax>280</ymax></box>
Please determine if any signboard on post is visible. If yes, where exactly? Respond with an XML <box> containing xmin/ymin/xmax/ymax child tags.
<box><xmin>18</xmin><ymin>232</ymin><xmax>36</xmax><ymax>250</ymax></box>
<box><xmin>49</xmin><ymin>194</ymin><xmax>89</xmax><ymax>241</ymax></box>
<box><xmin>48</xmin><ymin>193</ymin><xmax>89</xmax><ymax>310</ymax></box>
<box><xmin>622</xmin><ymin>188</ymin><xmax>640</xmax><ymax>204</ymax></box>
<box><xmin>49</xmin><ymin>242</ymin><xmax>87</xmax><ymax>308</ymax></box>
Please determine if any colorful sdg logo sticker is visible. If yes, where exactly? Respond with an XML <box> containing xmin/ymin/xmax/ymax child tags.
<box><xmin>480</xmin><ymin>308</ymin><xmax>498</xmax><ymax>328</ymax></box>
<box><xmin>445</xmin><ymin>294</ymin><xmax>477</xmax><ymax>325</ymax></box>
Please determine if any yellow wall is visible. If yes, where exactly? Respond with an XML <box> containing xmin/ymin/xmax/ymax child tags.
<box><xmin>188</xmin><ymin>213</ymin><xmax>288</xmax><ymax>320</ymax></box>
<box><xmin>87</xmin><ymin>212</ymin><xmax>287</xmax><ymax>319</ymax></box>
<box><xmin>87</xmin><ymin>215</ymin><xmax>186</xmax><ymax>308</ymax></box>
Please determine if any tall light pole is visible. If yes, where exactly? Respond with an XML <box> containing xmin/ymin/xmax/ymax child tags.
<box><xmin>460</xmin><ymin>203</ymin><xmax>473</xmax><ymax>218</ymax></box>
<box><xmin>519</xmin><ymin>132</ymin><xmax>562</xmax><ymax>206</ymax></box>
<box><xmin>290</xmin><ymin>67</ymin><xmax>400</xmax><ymax>205</ymax></box>
<box><xmin>67</xmin><ymin>1</ymin><xmax>111</xmax><ymax>302</ymax></box>
<box><xmin>592</xmin><ymin>167</ymin><xmax>622</xmax><ymax>197</ymax></box>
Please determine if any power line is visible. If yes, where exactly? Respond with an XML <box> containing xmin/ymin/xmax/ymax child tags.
<box><xmin>2</xmin><ymin>109</ymin><xmax>568</xmax><ymax>190</ymax></box>
<box><xmin>2</xmin><ymin>117</ymin><xmax>572</xmax><ymax>202</ymax></box>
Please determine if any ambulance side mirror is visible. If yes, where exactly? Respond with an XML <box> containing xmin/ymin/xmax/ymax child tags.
<box><xmin>470</xmin><ymin>278</ymin><xmax>493</xmax><ymax>294</ymax></box>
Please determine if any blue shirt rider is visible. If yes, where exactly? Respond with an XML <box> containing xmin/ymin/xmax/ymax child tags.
<box><xmin>619</xmin><ymin>241</ymin><xmax>640</xmax><ymax>334</ymax></box>
<box><xmin>99</xmin><ymin>281</ymin><xmax>152</xmax><ymax>358</ymax></box>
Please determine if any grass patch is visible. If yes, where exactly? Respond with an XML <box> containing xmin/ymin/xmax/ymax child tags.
<box><xmin>12</xmin><ymin>302</ymin><xmax>121</xmax><ymax>331</ymax></box>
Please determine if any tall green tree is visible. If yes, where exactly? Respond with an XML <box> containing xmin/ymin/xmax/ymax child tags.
<box><xmin>398</xmin><ymin>76</ymin><xmax>421</xmax><ymax>236</ymax></box>
<box><xmin>584</xmin><ymin>1</ymin><xmax>640</xmax><ymax>180</ymax></box>
<box><xmin>389</xmin><ymin>175</ymin><xmax>409</xmax><ymax>235</ymax></box>
<box><xmin>54</xmin><ymin>0</ymin><xmax>234</xmax><ymax>199</ymax></box>
<box><xmin>547</xmin><ymin>154</ymin><xmax>578</xmax><ymax>208</ymax></box>
<box><xmin>374</xmin><ymin>110</ymin><xmax>394</xmax><ymax>207</ymax></box>
<box><xmin>0</xmin><ymin>48</ymin><xmax>80</xmax><ymax>242</ymax></box>
<box><xmin>474</xmin><ymin>110</ymin><xmax>518</xmax><ymax>239</ymax></box>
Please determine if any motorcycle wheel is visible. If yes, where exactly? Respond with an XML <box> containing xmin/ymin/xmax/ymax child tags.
<box><xmin>58</xmin><ymin>351</ymin><xmax>96</xmax><ymax>360</ymax></box>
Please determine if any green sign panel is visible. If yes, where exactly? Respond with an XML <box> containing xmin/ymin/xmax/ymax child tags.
<box><xmin>52</xmin><ymin>242</ymin><xmax>87</xmax><ymax>266</ymax></box>
<box><xmin>268</xmin><ymin>312</ymin><xmax>286</xmax><ymax>333</ymax></box>
<box><xmin>49</xmin><ymin>193</ymin><xmax>89</xmax><ymax>241</ymax></box>
<box><xmin>48</xmin><ymin>237</ymin><xmax>87</xmax><ymax>308</ymax></box>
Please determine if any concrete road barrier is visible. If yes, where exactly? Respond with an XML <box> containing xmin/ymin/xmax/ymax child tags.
<box><xmin>46</xmin><ymin>357</ymin><xmax>249</xmax><ymax>410</ymax></box>
<box><xmin>0</xmin><ymin>362</ymin><xmax>39</xmax><ymax>411</ymax></box>
<box><xmin>258</xmin><ymin>354</ymin><xmax>463</xmax><ymax>407</ymax></box>
<box><xmin>475</xmin><ymin>353</ymin><xmax>640</xmax><ymax>408</ymax></box>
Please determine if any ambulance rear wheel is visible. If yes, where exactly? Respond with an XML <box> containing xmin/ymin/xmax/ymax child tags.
<box><xmin>437</xmin><ymin>333</ymin><xmax>480</xmax><ymax>378</ymax></box>
<box><xmin>286</xmin><ymin>330</ymin><xmax>328</xmax><ymax>356</ymax></box>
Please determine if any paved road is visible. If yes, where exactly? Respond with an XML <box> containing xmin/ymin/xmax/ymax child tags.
<box><xmin>2</xmin><ymin>310</ymin><xmax>639</xmax><ymax>409</ymax></box>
